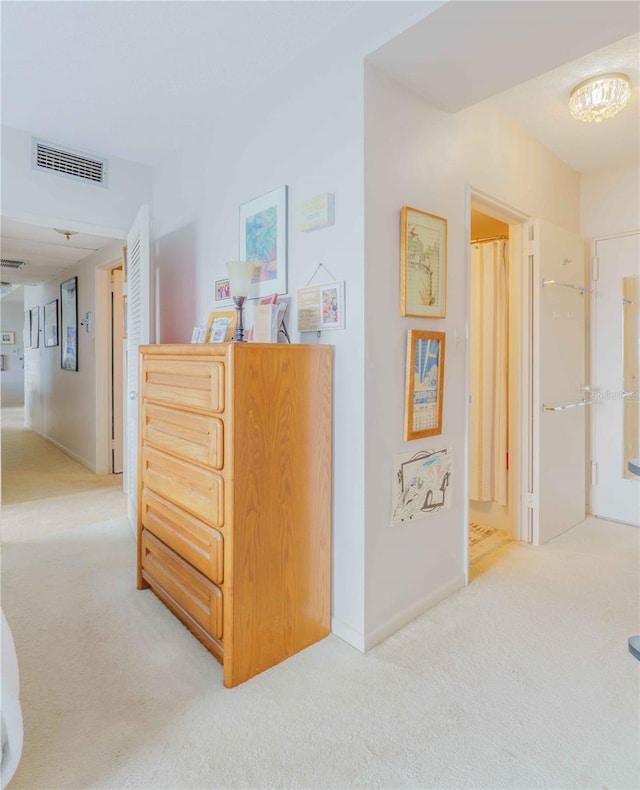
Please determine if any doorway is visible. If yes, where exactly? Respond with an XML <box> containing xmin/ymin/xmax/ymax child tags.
<box><xmin>466</xmin><ymin>192</ymin><xmax>530</xmax><ymax>578</ymax></box>
<box><xmin>468</xmin><ymin>208</ymin><xmax>516</xmax><ymax>572</ymax></box>
<box><xmin>96</xmin><ymin>255</ymin><xmax>126</xmax><ymax>476</ymax></box>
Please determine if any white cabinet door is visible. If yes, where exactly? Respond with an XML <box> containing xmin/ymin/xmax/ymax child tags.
<box><xmin>124</xmin><ymin>205</ymin><xmax>150</xmax><ymax>530</ymax></box>
<box><xmin>591</xmin><ymin>233</ymin><xmax>639</xmax><ymax>526</ymax></box>
<box><xmin>532</xmin><ymin>220</ymin><xmax>588</xmax><ymax>545</ymax></box>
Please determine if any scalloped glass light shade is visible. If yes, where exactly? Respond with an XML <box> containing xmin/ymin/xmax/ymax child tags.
<box><xmin>569</xmin><ymin>73</ymin><xmax>631</xmax><ymax>123</ymax></box>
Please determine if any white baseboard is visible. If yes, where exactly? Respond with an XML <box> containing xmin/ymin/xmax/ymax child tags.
<box><xmin>36</xmin><ymin>431</ymin><xmax>96</xmax><ymax>473</ymax></box>
<box><xmin>331</xmin><ymin>617</ymin><xmax>366</xmax><ymax>653</ymax></box>
<box><xmin>364</xmin><ymin>573</ymin><xmax>466</xmax><ymax>651</ymax></box>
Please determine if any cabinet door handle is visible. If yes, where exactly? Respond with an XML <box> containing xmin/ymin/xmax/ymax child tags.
<box><xmin>129</xmin><ymin>390</ymin><xmax>138</xmax><ymax>400</ymax></box>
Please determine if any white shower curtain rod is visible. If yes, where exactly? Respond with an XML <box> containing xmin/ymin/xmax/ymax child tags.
<box><xmin>470</xmin><ymin>234</ymin><xmax>508</xmax><ymax>244</ymax></box>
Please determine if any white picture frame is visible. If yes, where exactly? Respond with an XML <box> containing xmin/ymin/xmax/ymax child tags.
<box><xmin>239</xmin><ymin>185</ymin><xmax>288</xmax><ymax>299</ymax></box>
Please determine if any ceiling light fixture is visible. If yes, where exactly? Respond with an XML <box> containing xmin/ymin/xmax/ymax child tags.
<box><xmin>53</xmin><ymin>228</ymin><xmax>79</xmax><ymax>241</ymax></box>
<box><xmin>569</xmin><ymin>72</ymin><xmax>631</xmax><ymax>123</ymax></box>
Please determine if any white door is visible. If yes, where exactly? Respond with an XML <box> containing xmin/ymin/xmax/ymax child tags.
<box><xmin>111</xmin><ymin>267</ymin><xmax>124</xmax><ymax>474</ymax></box>
<box><xmin>590</xmin><ymin>233</ymin><xmax>640</xmax><ymax>526</ymax></box>
<box><xmin>124</xmin><ymin>205</ymin><xmax>150</xmax><ymax>530</ymax></box>
<box><xmin>531</xmin><ymin>219</ymin><xmax>588</xmax><ymax>545</ymax></box>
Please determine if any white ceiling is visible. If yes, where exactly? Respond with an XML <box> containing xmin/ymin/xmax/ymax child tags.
<box><xmin>1</xmin><ymin>1</ymin><xmax>638</xmax><ymax>289</ymax></box>
<box><xmin>0</xmin><ymin>218</ymin><xmax>118</xmax><ymax>287</ymax></box>
<box><xmin>0</xmin><ymin>0</ymin><xmax>419</xmax><ymax>167</ymax></box>
<box><xmin>489</xmin><ymin>34</ymin><xmax>640</xmax><ymax>173</ymax></box>
<box><xmin>369</xmin><ymin>1</ymin><xmax>640</xmax><ymax>173</ymax></box>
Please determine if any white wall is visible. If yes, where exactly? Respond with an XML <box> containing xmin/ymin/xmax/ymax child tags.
<box><xmin>23</xmin><ymin>241</ymin><xmax>123</xmax><ymax>469</ymax></box>
<box><xmin>1</xmin><ymin>295</ymin><xmax>25</xmax><ymax>405</ymax></box>
<box><xmin>580</xmin><ymin>165</ymin><xmax>640</xmax><ymax>239</ymax></box>
<box><xmin>363</xmin><ymin>65</ymin><xmax>581</xmax><ymax>645</ymax></box>
<box><xmin>153</xmin><ymin>57</ymin><xmax>368</xmax><ymax>645</ymax></box>
<box><xmin>1</xmin><ymin>125</ymin><xmax>152</xmax><ymax>235</ymax></box>
<box><xmin>150</xmin><ymin>2</ymin><xmax>446</xmax><ymax>652</ymax></box>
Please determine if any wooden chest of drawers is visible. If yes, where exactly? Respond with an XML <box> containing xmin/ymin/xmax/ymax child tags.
<box><xmin>137</xmin><ymin>343</ymin><xmax>332</xmax><ymax>687</ymax></box>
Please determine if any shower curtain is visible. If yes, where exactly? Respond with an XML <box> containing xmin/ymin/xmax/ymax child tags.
<box><xmin>469</xmin><ymin>240</ymin><xmax>509</xmax><ymax>506</ymax></box>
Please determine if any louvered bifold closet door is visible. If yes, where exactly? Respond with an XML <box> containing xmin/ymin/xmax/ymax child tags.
<box><xmin>125</xmin><ymin>204</ymin><xmax>150</xmax><ymax>530</ymax></box>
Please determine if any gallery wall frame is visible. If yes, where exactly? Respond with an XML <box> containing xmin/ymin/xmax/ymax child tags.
<box><xmin>214</xmin><ymin>277</ymin><xmax>231</xmax><ymax>303</ymax></box>
<box><xmin>24</xmin><ymin>310</ymin><xmax>31</xmax><ymax>348</ymax></box>
<box><xmin>240</xmin><ymin>185</ymin><xmax>288</xmax><ymax>299</ymax></box>
<box><xmin>404</xmin><ymin>329</ymin><xmax>446</xmax><ymax>441</ymax></box>
<box><xmin>400</xmin><ymin>206</ymin><xmax>447</xmax><ymax>318</ymax></box>
<box><xmin>297</xmin><ymin>280</ymin><xmax>345</xmax><ymax>332</ymax></box>
<box><xmin>30</xmin><ymin>306</ymin><xmax>39</xmax><ymax>349</ymax></box>
<box><xmin>60</xmin><ymin>276</ymin><xmax>78</xmax><ymax>371</ymax></box>
<box><xmin>391</xmin><ymin>448</ymin><xmax>453</xmax><ymax>524</ymax></box>
<box><xmin>44</xmin><ymin>299</ymin><xmax>59</xmax><ymax>347</ymax></box>
<box><xmin>1</xmin><ymin>331</ymin><xmax>16</xmax><ymax>344</ymax></box>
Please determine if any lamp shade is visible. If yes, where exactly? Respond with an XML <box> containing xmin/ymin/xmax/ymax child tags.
<box><xmin>226</xmin><ymin>260</ymin><xmax>256</xmax><ymax>297</ymax></box>
<box><xmin>569</xmin><ymin>73</ymin><xmax>631</xmax><ymax>123</ymax></box>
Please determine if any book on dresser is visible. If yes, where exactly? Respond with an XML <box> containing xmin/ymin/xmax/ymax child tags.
<box><xmin>137</xmin><ymin>342</ymin><xmax>333</xmax><ymax>688</ymax></box>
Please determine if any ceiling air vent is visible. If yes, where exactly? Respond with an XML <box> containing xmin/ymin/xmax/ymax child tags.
<box><xmin>32</xmin><ymin>139</ymin><xmax>108</xmax><ymax>187</ymax></box>
<box><xmin>1</xmin><ymin>259</ymin><xmax>27</xmax><ymax>269</ymax></box>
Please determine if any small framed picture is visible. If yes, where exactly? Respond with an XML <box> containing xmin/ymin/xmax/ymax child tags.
<box><xmin>297</xmin><ymin>280</ymin><xmax>345</xmax><ymax>333</ymax></box>
<box><xmin>44</xmin><ymin>299</ymin><xmax>59</xmax><ymax>347</ymax></box>
<box><xmin>320</xmin><ymin>282</ymin><xmax>345</xmax><ymax>330</ymax></box>
<box><xmin>401</xmin><ymin>206</ymin><xmax>447</xmax><ymax>318</ymax></box>
<box><xmin>214</xmin><ymin>278</ymin><xmax>231</xmax><ymax>303</ymax></box>
<box><xmin>60</xmin><ymin>276</ymin><xmax>78</xmax><ymax>371</ymax></box>
<box><xmin>206</xmin><ymin>310</ymin><xmax>237</xmax><ymax>342</ymax></box>
<box><xmin>190</xmin><ymin>325</ymin><xmax>207</xmax><ymax>343</ymax></box>
<box><xmin>30</xmin><ymin>306</ymin><xmax>40</xmax><ymax>349</ymax></box>
<box><xmin>24</xmin><ymin>310</ymin><xmax>31</xmax><ymax>348</ymax></box>
<box><xmin>1</xmin><ymin>331</ymin><xmax>16</xmax><ymax>344</ymax></box>
<box><xmin>404</xmin><ymin>329</ymin><xmax>446</xmax><ymax>440</ymax></box>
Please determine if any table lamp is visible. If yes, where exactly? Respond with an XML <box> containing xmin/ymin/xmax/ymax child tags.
<box><xmin>226</xmin><ymin>260</ymin><xmax>256</xmax><ymax>342</ymax></box>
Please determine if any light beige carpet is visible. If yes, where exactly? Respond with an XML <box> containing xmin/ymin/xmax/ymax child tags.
<box><xmin>2</xmin><ymin>516</ymin><xmax>639</xmax><ymax>789</ymax></box>
<box><xmin>2</xmin><ymin>406</ymin><xmax>639</xmax><ymax>788</ymax></box>
<box><xmin>1</xmin><ymin>407</ymin><xmax>126</xmax><ymax>541</ymax></box>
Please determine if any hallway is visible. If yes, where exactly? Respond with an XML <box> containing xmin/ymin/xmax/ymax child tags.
<box><xmin>1</xmin><ymin>407</ymin><xmax>126</xmax><ymax>542</ymax></box>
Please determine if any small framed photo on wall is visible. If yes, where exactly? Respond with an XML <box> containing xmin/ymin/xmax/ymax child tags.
<box><xmin>404</xmin><ymin>329</ymin><xmax>446</xmax><ymax>441</ymax></box>
<box><xmin>60</xmin><ymin>276</ymin><xmax>78</xmax><ymax>371</ymax></box>
<box><xmin>214</xmin><ymin>277</ymin><xmax>231</xmax><ymax>303</ymax></box>
<box><xmin>30</xmin><ymin>306</ymin><xmax>40</xmax><ymax>349</ymax></box>
<box><xmin>400</xmin><ymin>206</ymin><xmax>447</xmax><ymax>318</ymax></box>
<box><xmin>44</xmin><ymin>299</ymin><xmax>59</xmax><ymax>347</ymax></box>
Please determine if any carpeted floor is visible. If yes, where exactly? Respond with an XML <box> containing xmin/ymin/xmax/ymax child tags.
<box><xmin>2</xmin><ymin>408</ymin><xmax>639</xmax><ymax>789</ymax></box>
<box><xmin>1</xmin><ymin>406</ymin><xmax>126</xmax><ymax>541</ymax></box>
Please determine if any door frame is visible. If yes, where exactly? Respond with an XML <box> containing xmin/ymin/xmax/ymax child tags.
<box><xmin>465</xmin><ymin>188</ymin><xmax>532</xmax><ymax>580</ymax></box>
<box><xmin>95</xmin><ymin>254</ymin><xmax>126</xmax><ymax>475</ymax></box>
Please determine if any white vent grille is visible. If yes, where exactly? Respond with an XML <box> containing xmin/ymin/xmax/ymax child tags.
<box><xmin>32</xmin><ymin>139</ymin><xmax>107</xmax><ymax>187</ymax></box>
<box><xmin>1</xmin><ymin>259</ymin><xmax>27</xmax><ymax>269</ymax></box>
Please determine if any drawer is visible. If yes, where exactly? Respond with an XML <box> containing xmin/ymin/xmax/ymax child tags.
<box><xmin>142</xmin><ymin>358</ymin><xmax>225</xmax><ymax>413</ymax></box>
<box><xmin>141</xmin><ymin>529</ymin><xmax>223</xmax><ymax>640</ymax></box>
<box><xmin>142</xmin><ymin>445</ymin><xmax>224</xmax><ymax>527</ymax></box>
<box><xmin>142</xmin><ymin>403</ymin><xmax>223</xmax><ymax>469</ymax></box>
<box><xmin>141</xmin><ymin>488</ymin><xmax>224</xmax><ymax>584</ymax></box>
